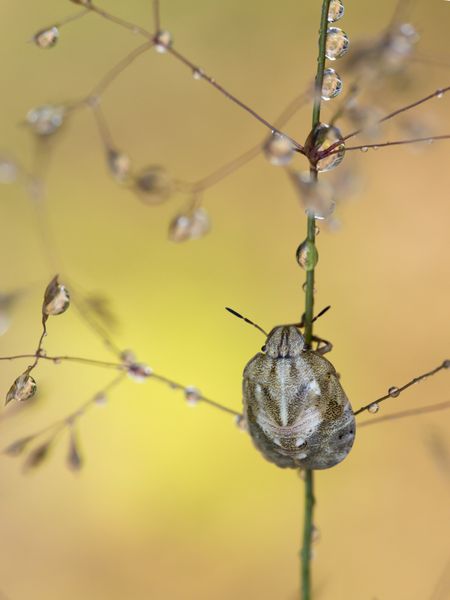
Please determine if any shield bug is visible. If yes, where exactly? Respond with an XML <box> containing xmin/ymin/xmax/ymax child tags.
<box><xmin>227</xmin><ymin>307</ymin><xmax>355</xmax><ymax>470</ymax></box>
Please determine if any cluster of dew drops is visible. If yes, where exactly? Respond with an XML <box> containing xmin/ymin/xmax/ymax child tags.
<box><xmin>8</xmin><ymin>6</ymin><xmax>208</xmax><ymax>244</ymax></box>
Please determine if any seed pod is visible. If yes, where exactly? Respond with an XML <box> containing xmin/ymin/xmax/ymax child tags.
<box><xmin>242</xmin><ymin>325</ymin><xmax>355</xmax><ymax>469</ymax></box>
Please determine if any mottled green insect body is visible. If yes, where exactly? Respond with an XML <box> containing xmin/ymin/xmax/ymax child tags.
<box><xmin>243</xmin><ymin>325</ymin><xmax>355</xmax><ymax>469</ymax></box>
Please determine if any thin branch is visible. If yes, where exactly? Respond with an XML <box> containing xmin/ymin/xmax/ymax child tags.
<box><xmin>153</xmin><ymin>0</ymin><xmax>161</xmax><ymax>32</ymax></box>
<box><xmin>88</xmin><ymin>41</ymin><xmax>154</xmax><ymax>99</ymax></box>
<box><xmin>343</xmin><ymin>85</ymin><xmax>450</xmax><ymax>143</ymax></box>
<box><xmin>333</xmin><ymin>135</ymin><xmax>450</xmax><ymax>154</ymax></box>
<box><xmin>358</xmin><ymin>400</ymin><xmax>450</xmax><ymax>428</ymax></box>
<box><xmin>167</xmin><ymin>47</ymin><xmax>303</xmax><ymax>151</ymax></box>
<box><xmin>88</xmin><ymin>2</ymin><xmax>153</xmax><ymax>39</ymax></box>
<box><xmin>55</xmin><ymin>8</ymin><xmax>91</xmax><ymax>28</ymax></box>
<box><xmin>179</xmin><ymin>89</ymin><xmax>310</xmax><ymax>194</ymax></box>
<box><xmin>0</xmin><ymin>353</ymin><xmax>123</xmax><ymax>370</ymax></box>
<box><xmin>353</xmin><ymin>360</ymin><xmax>448</xmax><ymax>417</ymax></box>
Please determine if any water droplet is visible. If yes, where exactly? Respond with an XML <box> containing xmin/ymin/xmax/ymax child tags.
<box><xmin>133</xmin><ymin>166</ymin><xmax>172</xmax><ymax>204</ymax></box>
<box><xmin>53</xmin><ymin>357</ymin><xmax>62</xmax><ymax>365</ymax></box>
<box><xmin>235</xmin><ymin>414</ymin><xmax>247</xmax><ymax>431</ymax></box>
<box><xmin>67</xmin><ymin>427</ymin><xmax>83</xmax><ymax>471</ymax></box>
<box><xmin>321</xmin><ymin>68</ymin><xmax>343</xmax><ymax>101</ymax></box>
<box><xmin>155</xmin><ymin>30</ymin><xmax>173</xmax><ymax>53</ymax></box>
<box><xmin>33</xmin><ymin>26</ymin><xmax>59</xmax><ymax>49</ymax></box>
<box><xmin>263</xmin><ymin>132</ymin><xmax>294</xmax><ymax>166</ymax></box>
<box><xmin>312</xmin><ymin>525</ymin><xmax>321</xmax><ymax>542</ymax></box>
<box><xmin>43</xmin><ymin>276</ymin><xmax>70</xmax><ymax>316</ymax></box>
<box><xmin>436</xmin><ymin>89</ymin><xmax>444</xmax><ymax>99</ymax></box>
<box><xmin>383</xmin><ymin>23</ymin><xmax>418</xmax><ymax>68</ymax></box>
<box><xmin>314</xmin><ymin>123</ymin><xmax>346</xmax><ymax>173</ymax></box>
<box><xmin>192</xmin><ymin>67</ymin><xmax>204</xmax><ymax>80</ymax></box>
<box><xmin>325</xmin><ymin>27</ymin><xmax>350</xmax><ymax>60</ymax></box>
<box><xmin>296</xmin><ymin>240</ymin><xmax>319</xmax><ymax>271</ymax></box>
<box><xmin>24</xmin><ymin>440</ymin><xmax>52</xmax><ymax>470</ymax></box>
<box><xmin>294</xmin><ymin>171</ymin><xmax>336</xmax><ymax>219</ymax></box>
<box><xmin>388</xmin><ymin>386</ymin><xmax>400</xmax><ymax>398</ymax></box>
<box><xmin>26</xmin><ymin>105</ymin><xmax>65</xmax><ymax>136</ymax></box>
<box><xmin>6</xmin><ymin>372</ymin><xmax>37</xmax><ymax>405</ymax></box>
<box><xmin>302</xmin><ymin>281</ymin><xmax>317</xmax><ymax>293</ymax></box>
<box><xmin>93</xmin><ymin>392</ymin><xmax>108</xmax><ymax>406</ymax></box>
<box><xmin>127</xmin><ymin>363</ymin><xmax>153</xmax><ymax>382</ymax></box>
<box><xmin>360</xmin><ymin>146</ymin><xmax>369</xmax><ymax>153</ymax></box>
<box><xmin>327</xmin><ymin>0</ymin><xmax>345</xmax><ymax>22</ymax></box>
<box><xmin>107</xmin><ymin>148</ymin><xmax>131</xmax><ymax>183</ymax></box>
<box><xmin>3</xmin><ymin>436</ymin><xmax>35</xmax><ymax>457</ymax></box>
<box><xmin>184</xmin><ymin>386</ymin><xmax>201</xmax><ymax>406</ymax></box>
<box><xmin>0</xmin><ymin>157</ymin><xmax>19</xmax><ymax>183</ymax></box>
<box><xmin>443</xmin><ymin>359</ymin><xmax>450</xmax><ymax>369</ymax></box>
<box><xmin>169</xmin><ymin>207</ymin><xmax>210</xmax><ymax>242</ymax></box>
<box><xmin>368</xmin><ymin>402</ymin><xmax>379</xmax><ymax>414</ymax></box>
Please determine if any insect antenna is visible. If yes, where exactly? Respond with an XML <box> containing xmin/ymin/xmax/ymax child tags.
<box><xmin>225</xmin><ymin>307</ymin><xmax>268</xmax><ymax>336</ymax></box>
<box><xmin>297</xmin><ymin>305</ymin><xmax>331</xmax><ymax>328</ymax></box>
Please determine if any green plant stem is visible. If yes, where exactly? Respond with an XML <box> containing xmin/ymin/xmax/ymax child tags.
<box><xmin>301</xmin><ymin>470</ymin><xmax>315</xmax><ymax>600</ymax></box>
<box><xmin>301</xmin><ymin>2</ymin><xmax>331</xmax><ymax>600</ymax></box>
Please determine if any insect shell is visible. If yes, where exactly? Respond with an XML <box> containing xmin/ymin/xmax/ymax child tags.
<box><xmin>243</xmin><ymin>325</ymin><xmax>355</xmax><ymax>470</ymax></box>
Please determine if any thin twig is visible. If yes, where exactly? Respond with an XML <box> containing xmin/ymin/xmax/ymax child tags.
<box><xmin>353</xmin><ymin>360</ymin><xmax>448</xmax><ymax>416</ymax></box>
<box><xmin>343</xmin><ymin>86</ymin><xmax>450</xmax><ymax>143</ymax></box>
<box><xmin>153</xmin><ymin>0</ymin><xmax>161</xmax><ymax>32</ymax></box>
<box><xmin>358</xmin><ymin>400</ymin><xmax>450</xmax><ymax>428</ymax></box>
<box><xmin>332</xmin><ymin>135</ymin><xmax>450</xmax><ymax>154</ymax></box>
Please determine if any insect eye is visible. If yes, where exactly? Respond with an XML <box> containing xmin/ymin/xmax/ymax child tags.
<box><xmin>261</xmin><ymin>345</ymin><xmax>267</xmax><ymax>352</ymax></box>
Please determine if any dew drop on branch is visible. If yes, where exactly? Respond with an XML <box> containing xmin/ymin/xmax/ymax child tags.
<box><xmin>67</xmin><ymin>427</ymin><xmax>83</xmax><ymax>471</ymax></box>
<box><xmin>93</xmin><ymin>392</ymin><xmax>108</xmax><ymax>406</ymax></box>
<box><xmin>235</xmin><ymin>414</ymin><xmax>247</xmax><ymax>431</ymax></box>
<box><xmin>321</xmin><ymin>68</ymin><xmax>343</xmax><ymax>101</ymax></box>
<box><xmin>327</xmin><ymin>0</ymin><xmax>345</xmax><ymax>23</ymax></box>
<box><xmin>126</xmin><ymin>360</ymin><xmax>153</xmax><ymax>382</ymax></box>
<box><xmin>192</xmin><ymin>67</ymin><xmax>204</xmax><ymax>80</ymax></box>
<box><xmin>132</xmin><ymin>166</ymin><xmax>173</xmax><ymax>204</ymax></box>
<box><xmin>325</xmin><ymin>27</ymin><xmax>350</xmax><ymax>60</ymax></box>
<box><xmin>3</xmin><ymin>435</ymin><xmax>35</xmax><ymax>457</ymax></box>
<box><xmin>43</xmin><ymin>276</ymin><xmax>70</xmax><ymax>316</ymax></box>
<box><xmin>314</xmin><ymin>123</ymin><xmax>346</xmax><ymax>173</ymax></box>
<box><xmin>24</xmin><ymin>441</ymin><xmax>51</xmax><ymax>471</ymax></box>
<box><xmin>26</xmin><ymin>105</ymin><xmax>65</xmax><ymax>136</ymax></box>
<box><xmin>296</xmin><ymin>240</ymin><xmax>319</xmax><ymax>271</ymax></box>
<box><xmin>263</xmin><ymin>132</ymin><xmax>294</xmax><ymax>166</ymax></box>
<box><xmin>368</xmin><ymin>402</ymin><xmax>379</xmax><ymax>414</ymax></box>
<box><xmin>168</xmin><ymin>207</ymin><xmax>210</xmax><ymax>242</ymax></box>
<box><xmin>0</xmin><ymin>156</ymin><xmax>19</xmax><ymax>183</ymax></box>
<box><xmin>184</xmin><ymin>386</ymin><xmax>201</xmax><ymax>406</ymax></box>
<box><xmin>6</xmin><ymin>372</ymin><xmax>37</xmax><ymax>405</ymax></box>
<box><xmin>388</xmin><ymin>386</ymin><xmax>400</xmax><ymax>398</ymax></box>
<box><xmin>107</xmin><ymin>148</ymin><xmax>131</xmax><ymax>183</ymax></box>
<box><xmin>155</xmin><ymin>30</ymin><xmax>173</xmax><ymax>53</ymax></box>
<box><xmin>294</xmin><ymin>171</ymin><xmax>336</xmax><ymax>220</ymax></box>
<box><xmin>33</xmin><ymin>26</ymin><xmax>59</xmax><ymax>49</ymax></box>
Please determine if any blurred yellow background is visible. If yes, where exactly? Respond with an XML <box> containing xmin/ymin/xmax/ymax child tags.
<box><xmin>0</xmin><ymin>1</ymin><xmax>449</xmax><ymax>599</ymax></box>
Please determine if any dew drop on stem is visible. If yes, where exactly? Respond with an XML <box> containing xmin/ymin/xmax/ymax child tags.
<box><xmin>263</xmin><ymin>132</ymin><xmax>294</xmax><ymax>166</ymax></box>
<box><xmin>388</xmin><ymin>386</ymin><xmax>400</xmax><ymax>398</ymax></box>
<box><xmin>296</xmin><ymin>240</ymin><xmax>319</xmax><ymax>271</ymax></box>
<box><xmin>327</xmin><ymin>0</ymin><xmax>345</xmax><ymax>23</ymax></box>
<box><xmin>26</xmin><ymin>105</ymin><xmax>65</xmax><ymax>136</ymax></box>
<box><xmin>155</xmin><ymin>30</ymin><xmax>173</xmax><ymax>53</ymax></box>
<box><xmin>321</xmin><ymin>68</ymin><xmax>343</xmax><ymax>101</ymax></box>
<box><xmin>325</xmin><ymin>27</ymin><xmax>350</xmax><ymax>60</ymax></box>
<box><xmin>368</xmin><ymin>402</ymin><xmax>379</xmax><ymax>414</ymax></box>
